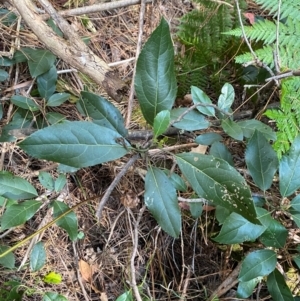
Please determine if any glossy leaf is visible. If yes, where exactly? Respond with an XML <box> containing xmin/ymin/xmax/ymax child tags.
<box><xmin>218</xmin><ymin>83</ymin><xmax>235</xmax><ymax>112</ymax></box>
<box><xmin>153</xmin><ymin>110</ymin><xmax>170</xmax><ymax>138</ymax></box>
<box><xmin>245</xmin><ymin>131</ymin><xmax>278</xmax><ymax>191</ymax></box>
<box><xmin>46</xmin><ymin>112</ymin><xmax>66</xmax><ymax>125</ymax></box>
<box><xmin>144</xmin><ymin>167</ymin><xmax>181</xmax><ymax>237</ymax></box>
<box><xmin>11</xmin><ymin>95</ymin><xmax>40</xmax><ymax>111</ymax></box>
<box><xmin>47</xmin><ymin>93</ymin><xmax>70</xmax><ymax>107</ymax></box>
<box><xmin>0</xmin><ymin>69</ymin><xmax>8</xmax><ymax>81</ymax></box>
<box><xmin>24</xmin><ymin>48</ymin><xmax>56</xmax><ymax>78</ymax></box>
<box><xmin>259</xmin><ymin>219</ymin><xmax>288</xmax><ymax>248</ymax></box>
<box><xmin>209</xmin><ymin>141</ymin><xmax>234</xmax><ymax>166</ymax></box>
<box><xmin>190</xmin><ymin>202</ymin><xmax>203</xmax><ymax>218</ymax></box>
<box><xmin>213</xmin><ymin>212</ymin><xmax>265</xmax><ymax>244</ymax></box>
<box><xmin>37</xmin><ymin>65</ymin><xmax>57</xmax><ymax>100</ymax></box>
<box><xmin>1</xmin><ymin>200</ymin><xmax>41</xmax><ymax>230</ymax></box>
<box><xmin>30</xmin><ymin>242</ymin><xmax>46</xmax><ymax>271</ymax></box>
<box><xmin>239</xmin><ymin>250</ymin><xmax>277</xmax><ymax>282</ymax></box>
<box><xmin>54</xmin><ymin>174</ymin><xmax>67</xmax><ymax>192</ymax></box>
<box><xmin>221</xmin><ymin>119</ymin><xmax>243</xmax><ymax>141</ymax></box>
<box><xmin>176</xmin><ymin>153</ymin><xmax>259</xmax><ymax>224</ymax></box>
<box><xmin>238</xmin><ymin>119</ymin><xmax>276</xmax><ymax>140</ymax></box>
<box><xmin>43</xmin><ymin>272</ymin><xmax>62</xmax><ymax>284</ymax></box>
<box><xmin>170</xmin><ymin>108</ymin><xmax>210</xmax><ymax>131</ymax></box>
<box><xmin>43</xmin><ymin>292</ymin><xmax>67</xmax><ymax>301</ymax></box>
<box><xmin>134</xmin><ymin>18</ymin><xmax>177</xmax><ymax>125</ymax></box>
<box><xmin>0</xmin><ymin>171</ymin><xmax>38</xmax><ymax>200</ymax></box>
<box><xmin>0</xmin><ymin>245</ymin><xmax>15</xmax><ymax>269</ymax></box>
<box><xmin>39</xmin><ymin>172</ymin><xmax>55</xmax><ymax>191</ymax></box>
<box><xmin>79</xmin><ymin>91</ymin><xmax>127</xmax><ymax>136</ymax></box>
<box><xmin>18</xmin><ymin>121</ymin><xmax>129</xmax><ymax>168</ymax></box>
<box><xmin>195</xmin><ymin>133</ymin><xmax>222</xmax><ymax>145</ymax></box>
<box><xmin>279</xmin><ymin>135</ymin><xmax>300</xmax><ymax>196</ymax></box>
<box><xmin>51</xmin><ymin>201</ymin><xmax>78</xmax><ymax>241</ymax></box>
<box><xmin>267</xmin><ymin>269</ymin><xmax>294</xmax><ymax>301</ymax></box>
<box><xmin>191</xmin><ymin>86</ymin><xmax>215</xmax><ymax>116</ymax></box>
<box><xmin>291</xmin><ymin>213</ymin><xmax>300</xmax><ymax>228</ymax></box>
<box><xmin>237</xmin><ymin>277</ymin><xmax>262</xmax><ymax>298</ymax></box>
<box><xmin>293</xmin><ymin>255</ymin><xmax>300</xmax><ymax>269</ymax></box>
<box><xmin>290</xmin><ymin>194</ymin><xmax>300</xmax><ymax>212</ymax></box>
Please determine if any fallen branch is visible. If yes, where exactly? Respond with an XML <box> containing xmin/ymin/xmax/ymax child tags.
<box><xmin>11</xmin><ymin>0</ymin><xmax>126</xmax><ymax>102</ymax></box>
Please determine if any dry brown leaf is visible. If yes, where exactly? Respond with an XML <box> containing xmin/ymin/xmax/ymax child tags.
<box><xmin>191</xmin><ymin>144</ymin><xmax>208</xmax><ymax>154</ymax></box>
<box><xmin>100</xmin><ymin>292</ymin><xmax>108</xmax><ymax>301</ymax></box>
<box><xmin>120</xmin><ymin>190</ymin><xmax>140</xmax><ymax>208</ymax></box>
<box><xmin>79</xmin><ymin>259</ymin><xmax>92</xmax><ymax>282</ymax></box>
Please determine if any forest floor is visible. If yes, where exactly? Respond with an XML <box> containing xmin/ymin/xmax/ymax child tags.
<box><xmin>0</xmin><ymin>1</ymin><xmax>285</xmax><ymax>300</ymax></box>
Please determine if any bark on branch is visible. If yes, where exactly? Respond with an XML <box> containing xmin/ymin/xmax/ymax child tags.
<box><xmin>11</xmin><ymin>0</ymin><xmax>127</xmax><ymax>102</ymax></box>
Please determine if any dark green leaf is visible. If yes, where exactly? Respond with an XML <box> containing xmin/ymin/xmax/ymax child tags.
<box><xmin>195</xmin><ymin>133</ymin><xmax>222</xmax><ymax>145</ymax></box>
<box><xmin>25</xmin><ymin>49</ymin><xmax>56</xmax><ymax>77</ymax></box>
<box><xmin>0</xmin><ymin>103</ymin><xmax>3</xmax><ymax>120</ymax></box>
<box><xmin>209</xmin><ymin>141</ymin><xmax>234</xmax><ymax>166</ymax></box>
<box><xmin>18</xmin><ymin>121</ymin><xmax>129</xmax><ymax>168</ymax></box>
<box><xmin>239</xmin><ymin>250</ymin><xmax>277</xmax><ymax>282</ymax></box>
<box><xmin>0</xmin><ymin>57</ymin><xmax>14</xmax><ymax>67</ymax></box>
<box><xmin>43</xmin><ymin>292</ymin><xmax>67</xmax><ymax>301</ymax></box>
<box><xmin>218</xmin><ymin>83</ymin><xmax>235</xmax><ymax>112</ymax></box>
<box><xmin>237</xmin><ymin>277</ymin><xmax>262</xmax><ymax>298</ymax></box>
<box><xmin>176</xmin><ymin>153</ymin><xmax>259</xmax><ymax>224</ymax></box>
<box><xmin>0</xmin><ymin>171</ymin><xmax>38</xmax><ymax>200</ymax></box>
<box><xmin>221</xmin><ymin>119</ymin><xmax>243</xmax><ymax>141</ymax></box>
<box><xmin>238</xmin><ymin>119</ymin><xmax>276</xmax><ymax>140</ymax></box>
<box><xmin>51</xmin><ymin>201</ymin><xmax>78</xmax><ymax>241</ymax></box>
<box><xmin>267</xmin><ymin>269</ymin><xmax>294</xmax><ymax>301</ymax></box>
<box><xmin>11</xmin><ymin>95</ymin><xmax>40</xmax><ymax>111</ymax></box>
<box><xmin>191</xmin><ymin>86</ymin><xmax>215</xmax><ymax>116</ymax></box>
<box><xmin>279</xmin><ymin>135</ymin><xmax>300</xmax><ymax>196</ymax></box>
<box><xmin>214</xmin><ymin>212</ymin><xmax>265</xmax><ymax>244</ymax></box>
<box><xmin>293</xmin><ymin>255</ymin><xmax>300</xmax><ymax>269</ymax></box>
<box><xmin>30</xmin><ymin>242</ymin><xmax>46</xmax><ymax>271</ymax></box>
<box><xmin>215</xmin><ymin>206</ymin><xmax>231</xmax><ymax>224</ymax></box>
<box><xmin>134</xmin><ymin>18</ymin><xmax>177</xmax><ymax>125</ymax></box>
<box><xmin>291</xmin><ymin>194</ymin><xmax>300</xmax><ymax>212</ymax></box>
<box><xmin>153</xmin><ymin>110</ymin><xmax>170</xmax><ymax>138</ymax></box>
<box><xmin>291</xmin><ymin>213</ymin><xmax>300</xmax><ymax>228</ymax></box>
<box><xmin>0</xmin><ymin>245</ymin><xmax>15</xmax><ymax>269</ymax></box>
<box><xmin>39</xmin><ymin>172</ymin><xmax>55</xmax><ymax>191</ymax></box>
<box><xmin>189</xmin><ymin>202</ymin><xmax>203</xmax><ymax>218</ymax></box>
<box><xmin>79</xmin><ymin>91</ymin><xmax>127</xmax><ymax>137</ymax></box>
<box><xmin>37</xmin><ymin>66</ymin><xmax>57</xmax><ymax>100</ymax></box>
<box><xmin>169</xmin><ymin>173</ymin><xmax>187</xmax><ymax>192</ymax></box>
<box><xmin>0</xmin><ymin>69</ymin><xmax>8</xmax><ymax>81</ymax></box>
<box><xmin>46</xmin><ymin>112</ymin><xmax>66</xmax><ymax>125</ymax></box>
<box><xmin>259</xmin><ymin>219</ymin><xmax>288</xmax><ymax>248</ymax></box>
<box><xmin>1</xmin><ymin>200</ymin><xmax>41</xmax><ymax>230</ymax></box>
<box><xmin>47</xmin><ymin>93</ymin><xmax>70</xmax><ymax>107</ymax></box>
<box><xmin>144</xmin><ymin>167</ymin><xmax>181</xmax><ymax>237</ymax></box>
<box><xmin>171</xmin><ymin>108</ymin><xmax>210</xmax><ymax>131</ymax></box>
<box><xmin>245</xmin><ymin>131</ymin><xmax>278</xmax><ymax>191</ymax></box>
<box><xmin>0</xmin><ymin>9</ymin><xmax>17</xmax><ymax>26</ymax></box>
<box><xmin>54</xmin><ymin>174</ymin><xmax>67</xmax><ymax>192</ymax></box>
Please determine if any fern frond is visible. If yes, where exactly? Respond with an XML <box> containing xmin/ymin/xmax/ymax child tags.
<box><xmin>255</xmin><ymin>0</ymin><xmax>300</xmax><ymax>21</ymax></box>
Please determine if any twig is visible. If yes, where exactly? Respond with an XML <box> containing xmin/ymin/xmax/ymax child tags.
<box><xmin>41</xmin><ymin>0</ymin><xmax>153</xmax><ymax>20</ymax></box>
<box><xmin>178</xmin><ymin>196</ymin><xmax>208</xmax><ymax>203</ymax></box>
<box><xmin>125</xmin><ymin>0</ymin><xmax>147</xmax><ymax>128</ymax></box>
<box><xmin>148</xmin><ymin>143</ymin><xmax>198</xmax><ymax>156</ymax></box>
<box><xmin>96</xmin><ymin>154</ymin><xmax>140</xmax><ymax>219</ymax></box>
<box><xmin>130</xmin><ymin>205</ymin><xmax>146</xmax><ymax>301</ymax></box>
<box><xmin>72</xmin><ymin>242</ymin><xmax>90</xmax><ymax>301</ymax></box>
<box><xmin>274</xmin><ymin>0</ymin><xmax>282</xmax><ymax>73</ymax></box>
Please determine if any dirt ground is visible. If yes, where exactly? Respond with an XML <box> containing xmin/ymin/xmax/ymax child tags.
<box><xmin>0</xmin><ymin>1</ymin><xmax>289</xmax><ymax>300</ymax></box>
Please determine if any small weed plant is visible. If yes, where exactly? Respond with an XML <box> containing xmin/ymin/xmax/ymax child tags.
<box><xmin>0</xmin><ymin>6</ymin><xmax>300</xmax><ymax>301</ymax></box>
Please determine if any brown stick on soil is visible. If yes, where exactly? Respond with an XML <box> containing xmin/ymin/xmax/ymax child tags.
<box><xmin>11</xmin><ymin>0</ymin><xmax>126</xmax><ymax>102</ymax></box>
